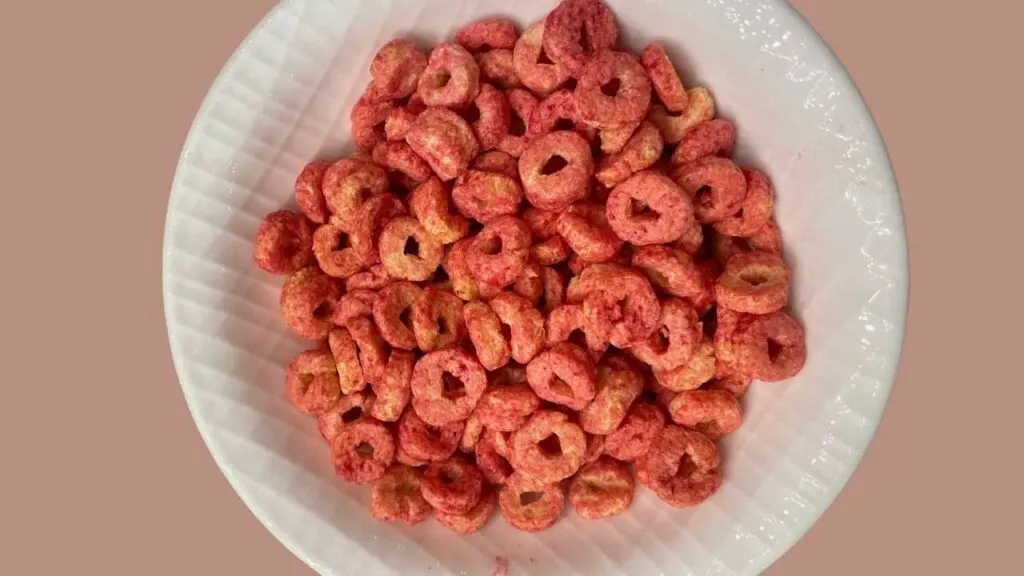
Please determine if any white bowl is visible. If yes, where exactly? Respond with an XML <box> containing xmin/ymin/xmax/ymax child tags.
<box><xmin>162</xmin><ymin>0</ymin><xmax>908</xmax><ymax>574</ymax></box>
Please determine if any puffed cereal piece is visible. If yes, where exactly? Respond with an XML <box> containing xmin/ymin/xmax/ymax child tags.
<box><xmin>331</xmin><ymin>417</ymin><xmax>396</xmax><ymax>484</ymax></box>
<box><xmin>575</xmin><ymin>51</ymin><xmax>651</xmax><ymax>126</ymax></box>
<box><xmin>606</xmin><ymin>170</ymin><xmax>694</xmax><ymax>245</ymax></box>
<box><xmin>671</xmin><ymin>156</ymin><xmax>747</xmax><ymax>224</ymax></box>
<box><xmin>519</xmin><ymin>130</ymin><xmax>594</xmax><ymax>211</ymax></box>
<box><xmin>410</xmin><ymin>348</ymin><xmax>488</xmax><ymax>426</ymax></box>
<box><xmin>279</xmin><ymin>266</ymin><xmax>341</xmax><ymax>340</ymax></box>
<box><xmin>371</xmin><ymin>464</ymin><xmax>432</xmax><ymax>525</ymax></box>
<box><xmin>406</xmin><ymin>107</ymin><xmax>481</xmax><ymax>181</ymax></box>
<box><xmin>369</xmin><ymin>39</ymin><xmax>428</xmax><ymax>101</ymax></box>
<box><xmin>372</xmin><ymin>281</ymin><xmax>424</xmax><ymax>350</ymax></box>
<box><xmin>436</xmin><ymin>485</ymin><xmax>497</xmax><ymax>534</ymax></box>
<box><xmin>422</xmin><ymin>456</ymin><xmax>484</xmax><ymax>514</ymax></box>
<box><xmin>499</xmin><ymin>472</ymin><xmax>566</xmax><ymax>532</ymax></box>
<box><xmin>715</xmin><ymin>251</ymin><xmax>790</xmax><ymax>314</ymax></box>
<box><xmin>667</xmin><ymin>389</ymin><xmax>743</xmax><ymax>440</ymax></box>
<box><xmin>285</xmin><ymin>348</ymin><xmax>343</xmax><ymax>415</ymax></box>
<box><xmin>544</xmin><ymin>0</ymin><xmax>619</xmax><ymax>77</ymax></box>
<box><xmin>451</xmin><ymin>169</ymin><xmax>523</xmax><ymax>223</ymax></box>
<box><xmin>603</xmin><ymin>402</ymin><xmax>666</xmax><ymax>461</ymax></box>
<box><xmin>595</xmin><ymin>121</ymin><xmax>664</xmax><ymax>188</ymax></box>
<box><xmin>407</xmin><ymin>176</ymin><xmax>470</xmax><ymax>245</ymax></box>
<box><xmin>397</xmin><ymin>408</ymin><xmax>464</xmax><ymax>462</ymax></box>
<box><xmin>378</xmin><ymin>216</ymin><xmax>444</xmax><ymax>282</ymax></box>
<box><xmin>294</xmin><ymin>161</ymin><xmax>331</xmax><ymax>224</ymax></box>
<box><xmin>368</xmin><ymin>349</ymin><xmax>414</xmax><ymax>422</ymax></box>
<box><xmin>646</xmin><ymin>87</ymin><xmax>715</xmax><ymax>144</ymax></box>
<box><xmin>635</xmin><ymin>425</ymin><xmax>722</xmax><ymax>508</ymax></box>
<box><xmin>526</xmin><ymin>342</ymin><xmax>598</xmax><ymax>410</ymax></box>
<box><xmin>510</xmin><ymin>410</ymin><xmax>587</xmax><ymax>484</ymax></box>
<box><xmin>568</xmin><ymin>456</ymin><xmax>635</xmax><ymax>519</ymax></box>
<box><xmin>410</xmin><ymin>286</ymin><xmax>465</xmax><ymax>352</ymax></box>
<box><xmin>713</xmin><ymin>167</ymin><xmax>775</xmax><ymax>238</ymax></box>
<box><xmin>512</xmin><ymin>21</ymin><xmax>571</xmax><ymax>96</ymax></box>
<box><xmin>578</xmin><ymin>357</ymin><xmax>644</xmax><ymax>435</ymax></box>
<box><xmin>417</xmin><ymin>43</ymin><xmax>481</xmax><ymax>108</ymax></box>
<box><xmin>467</xmin><ymin>215</ymin><xmax>532</xmax><ymax>287</ymax></box>
<box><xmin>463</xmin><ymin>300</ymin><xmax>512</xmax><ymax>371</ymax></box>
<box><xmin>639</xmin><ymin>43</ymin><xmax>688</xmax><ymax>112</ymax></box>
<box><xmin>253</xmin><ymin>210</ymin><xmax>315</xmax><ymax>275</ymax></box>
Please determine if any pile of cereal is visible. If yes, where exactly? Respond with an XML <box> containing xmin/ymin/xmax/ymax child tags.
<box><xmin>252</xmin><ymin>0</ymin><xmax>806</xmax><ymax>533</ymax></box>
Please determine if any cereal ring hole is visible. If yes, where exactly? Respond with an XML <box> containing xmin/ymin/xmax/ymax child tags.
<box><xmin>550</xmin><ymin>377</ymin><xmax>575</xmax><ymax>401</ymax></box>
<box><xmin>520</xmin><ymin>491</ymin><xmax>545</xmax><ymax>505</ymax></box>
<box><xmin>430</xmin><ymin>266</ymin><xmax>450</xmax><ymax>284</ymax></box>
<box><xmin>356</xmin><ymin>441</ymin><xmax>375</xmax><ymax>457</ymax></box>
<box><xmin>738</xmin><ymin>268</ymin><xmax>769</xmax><ymax>286</ymax></box>
<box><xmin>398</xmin><ymin>306</ymin><xmax>414</xmax><ymax>332</ymax></box>
<box><xmin>342</xmin><ymin>406</ymin><xmax>364</xmax><ymax>423</ymax></box>
<box><xmin>767</xmin><ymin>338</ymin><xmax>785</xmax><ymax>361</ymax></box>
<box><xmin>509</xmin><ymin>111</ymin><xmax>527</xmax><ymax>136</ymax></box>
<box><xmin>600</xmin><ymin>78</ymin><xmax>621</xmax><ymax>97</ymax></box>
<box><xmin>554</xmin><ymin>118</ymin><xmax>576</xmax><ymax>131</ymax></box>
<box><xmin>428</xmin><ymin>70</ymin><xmax>453</xmax><ymax>89</ymax></box>
<box><xmin>630</xmin><ymin>197</ymin><xmax>657</xmax><ymax>220</ymax></box>
<box><xmin>540</xmin><ymin>155</ymin><xmax>569</xmax><ymax>175</ymax></box>
<box><xmin>442</xmin><ymin>371</ymin><xmax>468</xmax><ymax>400</ymax></box>
<box><xmin>538</xmin><ymin>433</ymin><xmax>563</xmax><ymax>456</ymax></box>
<box><xmin>478</xmin><ymin>235</ymin><xmax>504</xmax><ymax>255</ymax></box>
<box><xmin>403</xmin><ymin>236</ymin><xmax>420</xmax><ymax>257</ymax></box>
<box><xmin>537</xmin><ymin>48</ymin><xmax>555</xmax><ymax>65</ymax></box>
<box><xmin>313</xmin><ymin>302</ymin><xmax>334</xmax><ymax>321</ymax></box>
<box><xmin>500</xmin><ymin>322</ymin><xmax>513</xmax><ymax>343</ymax></box>
<box><xmin>462</xmin><ymin>101</ymin><xmax>481</xmax><ymax>124</ymax></box>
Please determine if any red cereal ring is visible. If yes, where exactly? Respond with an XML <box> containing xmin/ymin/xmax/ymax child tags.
<box><xmin>294</xmin><ymin>161</ymin><xmax>331</xmax><ymax>224</ymax></box>
<box><xmin>639</xmin><ymin>43</ymin><xmax>688</xmax><ymax>112</ymax></box>
<box><xmin>350</xmin><ymin>95</ymin><xmax>393</xmax><ymax>151</ymax></box>
<box><xmin>346</xmin><ymin>315</ymin><xmax>390</xmax><ymax>385</ymax></box>
<box><xmin>445</xmin><ymin>239</ymin><xmax>502</xmax><ymax>302</ymax></box>
<box><xmin>632</xmin><ymin>244</ymin><xmax>704</xmax><ymax>300</ymax></box>
<box><xmin>436</xmin><ymin>484</ymin><xmax>496</xmax><ymax>534</ymax></box>
<box><xmin>496</xmin><ymin>88</ymin><xmax>538</xmax><ymax>158</ymax></box>
<box><xmin>489</xmin><ymin>291</ymin><xmax>546</xmax><ymax>364</ymax></box>
<box><xmin>367</xmin><ymin>349</ymin><xmax>414</xmax><ymax>422</ymax></box>
<box><xmin>575</xmin><ymin>51</ymin><xmax>651</xmax><ymax>126</ymax></box>
<box><xmin>370</xmin><ymin>141</ymin><xmax>433</xmax><ymax>191</ymax></box>
<box><xmin>539</xmin><ymin>266</ymin><xmax>566</xmax><ymax>314</ymax></box>
<box><xmin>583</xmin><ymin>433</ymin><xmax>606</xmax><ymax>465</ymax></box>
<box><xmin>312</xmin><ymin>222</ymin><xmax>366</xmax><ymax>278</ymax></box>
<box><xmin>410</xmin><ymin>348</ymin><xmax>488</xmax><ymax>426</ymax></box>
<box><xmin>317</xmin><ymin>390</ymin><xmax>371</xmax><ymax>443</ymax></box>
<box><xmin>568</xmin><ymin>456</ymin><xmax>635</xmax><ymax>520</ymax></box>
<box><xmin>510</xmin><ymin>410</ymin><xmax>587</xmax><ymax>484</ymax></box>
<box><xmin>581</xmin><ymin>266</ymin><xmax>660</xmax><ymax>348</ymax></box>
<box><xmin>345</xmin><ymin>264</ymin><xmax>395</xmax><ymax>292</ymax></box>
<box><xmin>595</xmin><ymin>121</ymin><xmax>664</xmax><ymax>188</ymax></box>
<box><xmin>653</xmin><ymin>337</ymin><xmax>716</xmax><ymax>392</ymax></box>
<box><xmin>526</xmin><ymin>343</ymin><xmax>597</xmax><ymax>410</ymax></box>
<box><xmin>667</xmin><ymin>389</ymin><xmax>743</xmax><ymax>440</ymax></box>
<box><xmin>463</xmin><ymin>300</ymin><xmax>511</xmax><ymax>371</ymax></box>
<box><xmin>477</xmin><ymin>49</ymin><xmax>522</xmax><ymax>90</ymax></box>
<box><xmin>578</xmin><ymin>357</ymin><xmax>644</xmax><ymax>435</ymax></box>
<box><xmin>556</xmin><ymin>201</ymin><xmax>624</xmax><ymax>263</ymax></box>
<box><xmin>384</xmin><ymin>101</ymin><xmax>423</xmax><ymax>142</ymax></box>
<box><xmin>378</xmin><ymin>216</ymin><xmax>444</xmax><ymax>282</ymax></box>
<box><xmin>406</xmin><ymin>107</ymin><xmax>481</xmax><ymax>181</ymax></box>
<box><xmin>451</xmin><ymin>169</ymin><xmax>523</xmax><ymax>223</ymax></box>
<box><xmin>672</xmin><ymin>156</ymin><xmax>747</xmax><ymax>224</ymax></box>
<box><xmin>512</xmin><ymin>21</ymin><xmax>571</xmax><ymax>96</ymax></box>
<box><xmin>421</xmin><ymin>456</ymin><xmax>484</xmax><ymax>514</ymax></box>
<box><xmin>635</xmin><ymin>425</ymin><xmax>722</xmax><ymax>508</ymax></box>
<box><xmin>670</xmin><ymin>119</ymin><xmax>736</xmax><ymax>166</ymax></box>
<box><xmin>630</xmin><ymin>298</ymin><xmax>702</xmax><ymax>372</ymax></box>
<box><xmin>373</xmin><ymin>281</ymin><xmax>424</xmax><ymax>350</ymax></box>
<box><xmin>327</xmin><ymin>327</ymin><xmax>366</xmax><ymax>395</ymax></box>
<box><xmin>476</xmin><ymin>429</ymin><xmax>514</xmax><ymax>484</ymax></box>
<box><xmin>370</xmin><ymin>464</ymin><xmax>432</xmax><ymax>525</ymax></box>
<box><xmin>606</xmin><ymin>170</ymin><xmax>694</xmax><ymax>245</ymax></box>
<box><xmin>526</xmin><ymin>89</ymin><xmax>596</xmax><ymax>142</ymax></box>
<box><xmin>715</xmin><ymin>251</ymin><xmax>790</xmax><ymax>314</ymax></box>
<box><xmin>645</xmin><ymin>87</ymin><xmax>716</xmax><ymax>144</ymax></box>
<box><xmin>603</xmin><ymin>402</ymin><xmax>666</xmax><ymax>461</ymax></box>
<box><xmin>467</xmin><ymin>83</ymin><xmax>511</xmax><ymax>151</ymax></box>
<box><xmin>417</xmin><ymin>43</ymin><xmax>480</xmax><ymax>108</ymax></box>
<box><xmin>279</xmin><ymin>266</ymin><xmax>341</xmax><ymax>340</ymax></box>
<box><xmin>455</xmin><ymin>18</ymin><xmax>518</xmax><ymax>52</ymax></box>
<box><xmin>544</xmin><ymin>304</ymin><xmax>608</xmax><ymax>359</ymax></box>
<box><xmin>475</xmin><ymin>380</ymin><xmax>541</xmax><ymax>433</ymax></box>
<box><xmin>369</xmin><ymin>39</ymin><xmax>428</xmax><ymax>101</ymax></box>
<box><xmin>707</xmin><ymin>368</ymin><xmax>754</xmax><ymax>397</ymax></box>
<box><xmin>467</xmin><ymin>215</ymin><xmax>531</xmax><ymax>287</ymax></box>
<box><xmin>407</xmin><ymin>176</ymin><xmax>470</xmax><ymax>245</ymax></box>
<box><xmin>411</xmin><ymin>286</ymin><xmax>466</xmax><ymax>352</ymax></box>
<box><xmin>397</xmin><ymin>408</ymin><xmax>464</xmax><ymax>462</ymax></box>
<box><xmin>531</xmin><ymin>236</ymin><xmax>571</xmax><ymax>267</ymax></box>
<box><xmin>565</xmin><ymin>262</ymin><xmax>624</xmax><ymax>302</ymax></box>
<box><xmin>747</xmin><ymin>218</ymin><xmax>784</xmax><ymax>255</ymax></box>
<box><xmin>513</xmin><ymin>260</ymin><xmax>543</xmax><ymax>306</ymax></box>
<box><xmin>331</xmin><ymin>417</ymin><xmax>396</xmax><ymax>484</ymax></box>
<box><xmin>285</xmin><ymin>348</ymin><xmax>342</xmax><ymax>415</ymax></box>
<box><xmin>332</xmin><ymin>289</ymin><xmax>376</xmax><ymax>328</ymax></box>
<box><xmin>735</xmin><ymin>310</ymin><xmax>807</xmax><ymax>382</ymax></box>
<box><xmin>713</xmin><ymin>307</ymin><xmax>760</xmax><ymax>374</ymax></box>
<box><xmin>543</xmin><ymin>0</ymin><xmax>619</xmax><ymax>77</ymax></box>
<box><xmin>472</xmin><ymin>150</ymin><xmax>519</xmax><ymax>179</ymax></box>
<box><xmin>350</xmin><ymin>193</ymin><xmax>408</xmax><ymax>266</ymax></box>
<box><xmin>460</xmin><ymin>413</ymin><xmax>484</xmax><ymax>453</ymax></box>
<box><xmin>498</xmin><ymin>472</ymin><xmax>566</xmax><ymax>532</ymax></box>
<box><xmin>518</xmin><ymin>130</ymin><xmax>594</xmax><ymax>211</ymax></box>
<box><xmin>253</xmin><ymin>210</ymin><xmax>315</xmax><ymax>275</ymax></box>
<box><xmin>522</xmin><ymin>206</ymin><xmax>560</xmax><ymax>239</ymax></box>
<box><xmin>713</xmin><ymin>167</ymin><xmax>775</xmax><ymax>237</ymax></box>
<box><xmin>396</xmin><ymin>444</ymin><xmax>430</xmax><ymax>468</ymax></box>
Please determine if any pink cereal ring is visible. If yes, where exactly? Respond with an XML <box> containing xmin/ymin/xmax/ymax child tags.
<box><xmin>496</xmin><ymin>89</ymin><xmax>538</xmax><ymax>158</ymax></box>
<box><xmin>670</xmin><ymin>119</ymin><xmax>736</xmax><ymax>167</ymax></box>
<box><xmin>518</xmin><ymin>130</ymin><xmax>594</xmax><ymax>211</ymax></box>
<box><xmin>369</xmin><ymin>39</ymin><xmax>428</xmax><ymax>101</ymax></box>
<box><xmin>667</xmin><ymin>389</ymin><xmax>743</xmax><ymax>440</ymax></box>
<box><xmin>279</xmin><ymin>267</ymin><xmax>341</xmax><ymax>340</ymax></box>
<box><xmin>575</xmin><ymin>51</ymin><xmax>651</xmax><ymax>127</ymax></box>
<box><xmin>417</xmin><ymin>43</ymin><xmax>481</xmax><ymax>109</ymax></box>
<box><xmin>512</xmin><ymin>21</ymin><xmax>571</xmax><ymax>96</ymax></box>
<box><xmin>253</xmin><ymin>210</ymin><xmax>315</xmax><ymax>275</ymax></box>
<box><xmin>543</xmin><ymin>0</ymin><xmax>619</xmax><ymax>77</ymax></box>
<box><xmin>454</xmin><ymin>18</ymin><xmax>518</xmax><ymax>52</ymax></box>
<box><xmin>606</xmin><ymin>170</ymin><xmax>694</xmax><ymax>245</ymax></box>
<box><xmin>672</xmin><ymin>156</ymin><xmax>747</xmax><ymax>224</ymax></box>
<box><xmin>713</xmin><ymin>167</ymin><xmax>776</xmax><ymax>237</ymax></box>
<box><xmin>466</xmin><ymin>215</ymin><xmax>531</xmax><ymax>288</ymax></box>
<box><xmin>640</xmin><ymin>43</ymin><xmax>689</xmax><ymax>112</ymax></box>
<box><xmin>294</xmin><ymin>161</ymin><xmax>331</xmax><ymax>224</ymax></box>
<box><xmin>451</xmin><ymin>169</ymin><xmax>523</xmax><ymax>223</ymax></box>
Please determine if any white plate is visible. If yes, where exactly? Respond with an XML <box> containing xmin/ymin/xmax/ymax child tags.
<box><xmin>162</xmin><ymin>0</ymin><xmax>908</xmax><ymax>574</ymax></box>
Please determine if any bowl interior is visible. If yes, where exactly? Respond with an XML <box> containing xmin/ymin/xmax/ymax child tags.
<box><xmin>163</xmin><ymin>0</ymin><xmax>907</xmax><ymax>574</ymax></box>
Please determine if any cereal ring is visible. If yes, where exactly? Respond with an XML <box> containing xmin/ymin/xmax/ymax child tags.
<box><xmin>713</xmin><ymin>167</ymin><xmax>775</xmax><ymax>237</ymax></box>
<box><xmin>350</xmin><ymin>95</ymin><xmax>393</xmax><ymax>151</ymax></box>
<box><xmin>279</xmin><ymin>266</ymin><xmax>341</xmax><ymax>340</ymax></box>
<box><xmin>578</xmin><ymin>358</ymin><xmax>643</xmax><ymax>435</ymax></box>
<box><xmin>531</xmin><ymin>236</ymin><xmax>571</xmax><ymax>267</ymax></box>
<box><xmin>519</xmin><ymin>130</ymin><xmax>593</xmax><ymax>211</ymax></box>
<box><xmin>544</xmin><ymin>0</ymin><xmax>619</xmax><ymax>77</ymax></box>
<box><xmin>526</xmin><ymin>343</ymin><xmax>597</xmax><ymax>410</ymax></box>
<box><xmin>713</xmin><ymin>307</ymin><xmax>759</xmax><ymax>373</ymax></box>
<box><xmin>639</xmin><ymin>43</ymin><xmax>688</xmax><ymax>112</ymax></box>
<box><xmin>467</xmin><ymin>83</ymin><xmax>511</xmax><ymax>151</ymax></box>
<box><xmin>417</xmin><ymin>43</ymin><xmax>481</xmax><ymax>108</ymax></box>
<box><xmin>513</xmin><ymin>260</ymin><xmax>544</xmax><ymax>305</ymax></box>
<box><xmin>510</xmin><ymin>410</ymin><xmax>587</xmax><ymax>484</ymax></box>
<box><xmin>378</xmin><ymin>217</ymin><xmax>444</xmax><ymax>282</ymax></box>
<box><xmin>396</xmin><ymin>444</ymin><xmax>430</xmax><ymax>468</ymax></box>
<box><xmin>595</xmin><ymin>121</ymin><xmax>664</xmax><ymax>188</ymax></box>
<box><xmin>477</xmin><ymin>49</ymin><xmax>522</xmax><ymax>89</ymax></box>
<box><xmin>349</xmin><ymin>193</ymin><xmax>408</xmax><ymax>266</ymax></box>
<box><xmin>606</xmin><ymin>170</ymin><xmax>694</xmax><ymax>245</ymax></box>
<box><xmin>672</xmin><ymin>156</ymin><xmax>747</xmax><ymax>224</ymax></box>
<box><xmin>670</xmin><ymin>119</ymin><xmax>736</xmax><ymax>166</ymax></box>
<box><xmin>345</xmin><ymin>264</ymin><xmax>394</xmax><ymax>291</ymax></box>
<box><xmin>467</xmin><ymin>215</ymin><xmax>531</xmax><ymax>287</ymax></box>
<box><xmin>496</xmin><ymin>88</ymin><xmax>538</xmax><ymax>158</ymax></box>
<box><xmin>707</xmin><ymin>368</ymin><xmax>754</xmax><ymax>397</ymax></box>
<box><xmin>294</xmin><ymin>161</ymin><xmax>331</xmax><ymax>224</ymax></box>
<box><xmin>565</xmin><ymin>261</ymin><xmax>626</xmax><ymax>302</ymax></box>
<box><xmin>512</xmin><ymin>21</ymin><xmax>571</xmax><ymax>96</ymax></box>
<box><xmin>368</xmin><ymin>349</ymin><xmax>414</xmax><ymax>422</ymax></box>
<box><xmin>603</xmin><ymin>402</ymin><xmax>666</xmax><ymax>461</ymax></box>
<box><xmin>445</xmin><ymin>238</ymin><xmax>502</xmax><ymax>301</ymax></box>
<box><xmin>407</xmin><ymin>176</ymin><xmax>470</xmax><ymax>244</ymax></box>
<box><xmin>646</xmin><ymin>87</ymin><xmax>715</xmax><ymax>144</ymax></box>
<box><xmin>384</xmin><ymin>102</ymin><xmax>423</xmax><ymax>142</ymax></box>
<box><xmin>715</xmin><ymin>251</ymin><xmax>790</xmax><ymax>314</ymax></box>
<box><xmin>489</xmin><ymin>291</ymin><xmax>546</xmax><ymax>364</ymax></box>
<box><xmin>460</xmin><ymin>413</ymin><xmax>484</xmax><ymax>453</ymax></box>
<box><xmin>397</xmin><ymin>408</ymin><xmax>464</xmax><ymax>462</ymax></box>
<box><xmin>312</xmin><ymin>222</ymin><xmax>366</xmax><ymax>278</ymax></box>
<box><xmin>736</xmin><ymin>310</ymin><xmax>807</xmax><ymax>382</ymax></box>
<box><xmin>583</xmin><ymin>433</ymin><xmax>606</xmax><ymax>465</ymax></box>
<box><xmin>653</xmin><ymin>337</ymin><xmax>715</xmax><ymax>392</ymax></box>
<box><xmin>451</xmin><ymin>169</ymin><xmax>523</xmax><ymax>223</ymax></box>
<box><xmin>556</xmin><ymin>201</ymin><xmax>624</xmax><ymax>263</ymax></box>
<box><xmin>675</xmin><ymin>220</ymin><xmax>706</xmax><ymax>257</ymax></box>
<box><xmin>475</xmin><ymin>382</ymin><xmax>541</xmax><ymax>433</ymax></box>
<box><xmin>575</xmin><ymin>51</ymin><xmax>651</xmax><ymax>126</ymax></box>
<box><xmin>370</xmin><ymin>464</ymin><xmax>432</xmax><ymax>525</ymax></box>
<box><xmin>747</xmin><ymin>218</ymin><xmax>784</xmax><ymax>255</ymax></box>
<box><xmin>526</xmin><ymin>89</ymin><xmax>596</xmax><ymax>142</ymax></box>
<box><xmin>332</xmin><ymin>289</ymin><xmax>376</xmax><ymax>327</ymax></box>
<box><xmin>568</xmin><ymin>456</ymin><xmax>635</xmax><ymax>520</ymax></box>
<box><xmin>422</xmin><ymin>456</ymin><xmax>484</xmax><ymax>514</ymax></box>
<box><xmin>345</xmin><ymin>315</ymin><xmax>389</xmax><ymax>385</ymax></box>
<box><xmin>410</xmin><ymin>348</ymin><xmax>488</xmax><ymax>426</ymax></box>
<box><xmin>472</xmin><ymin>150</ymin><xmax>519</xmax><ymax>179</ymax></box>
<box><xmin>406</xmin><ymin>107</ymin><xmax>481</xmax><ymax>181</ymax></box>
<box><xmin>317</xmin><ymin>390</ymin><xmax>371</xmax><ymax>443</ymax></box>
<box><xmin>667</xmin><ymin>389</ymin><xmax>743</xmax><ymax>440</ymax></box>
<box><xmin>522</xmin><ymin>206</ymin><xmax>561</xmax><ymax>239</ymax></box>
<box><xmin>595</xmin><ymin>120</ymin><xmax>640</xmax><ymax>155</ymax></box>
<box><xmin>253</xmin><ymin>210</ymin><xmax>315</xmax><ymax>275</ymax></box>
<box><xmin>538</xmin><ymin>266</ymin><xmax>566</xmax><ymax>313</ymax></box>
<box><xmin>285</xmin><ymin>348</ymin><xmax>342</xmax><ymax>415</ymax></box>
<box><xmin>712</xmin><ymin>230</ymin><xmax>750</xmax><ymax>266</ymax></box>
<box><xmin>331</xmin><ymin>417</ymin><xmax>396</xmax><ymax>484</ymax></box>
<box><xmin>455</xmin><ymin>18</ymin><xmax>518</xmax><ymax>52</ymax></box>
<box><xmin>631</xmin><ymin>245</ymin><xmax>703</xmax><ymax>300</ymax></box>
<box><xmin>630</xmin><ymin>298</ymin><xmax>701</xmax><ymax>372</ymax></box>
<box><xmin>411</xmin><ymin>286</ymin><xmax>465</xmax><ymax>352</ymax></box>
<box><xmin>370</xmin><ymin>141</ymin><xmax>433</xmax><ymax>191</ymax></box>
<box><xmin>581</xmin><ymin>266</ymin><xmax>660</xmax><ymax>348</ymax></box>
<box><xmin>635</xmin><ymin>425</ymin><xmax>722</xmax><ymax>508</ymax></box>
<box><xmin>463</xmin><ymin>300</ymin><xmax>511</xmax><ymax>371</ymax></box>
<box><xmin>327</xmin><ymin>328</ymin><xmax>366</xmax><ymax>395</ymax></box>
<box><xmin>476</xmin><ymin>430</ymin><xmax>514</xmax><ymax>484</ymax></box>
<box><xmin>436</xmin><ymin>485</ymin><xmax>496</xmax><ymax>534</ymax></box>
<box><xmin>544</xmin><ymin>304</ymin><xmax>607</xmax><ymax>359</ymax></box>
<box><xmin>373</xmin><ymin>281</ymin><xmax>424</xmax><ymax>350</ymax></box>
<box><xmin>369</xmin><ymin>39</ymin><xmax>428</xmax><ymax>101</ymax></box>
<box><xmin>498</xmin><ymin>472</ymin><xmax>565</xmax><ymax>532</ymax></box>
